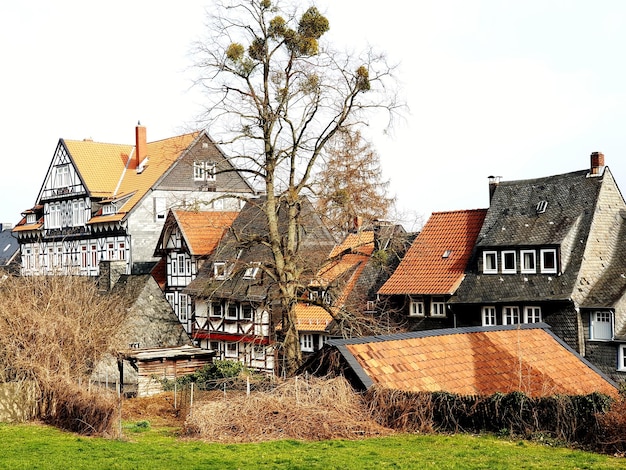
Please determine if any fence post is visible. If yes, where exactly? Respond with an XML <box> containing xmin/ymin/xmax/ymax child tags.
<box><xmin>223</xmin><ymin>382</ymin><xmax>226</xmax><ymax>399</ymax></box>
<box><xmin>174</xmin><ymin>382</ymin><xmax>177</xmax><ymax>410</ymax></box>
<box><xmin>247</xmin><ymin>376</ymin><xmax>250</xmax><ymax>397</ymax></box>
<box><xmin>295</xmin><ymin>376</ymin><xmax>299</xmax><ymax>405</ymax></box>
<box><xmin>190</xmin><ymin>382</ymin><xmax>194</xmax><ymax>418</ymax></box>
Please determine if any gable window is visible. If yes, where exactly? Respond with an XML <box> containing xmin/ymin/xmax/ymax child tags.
<box><xmin>618</xmin><ymin>345</ymin><xmax>626</xmax><ymax>372</ymax></box>
<box><xmin>524</xmin><ymin>306</ymin><xmax>542</xmax><ymax>323</ymax></box>
<box><xmin>214</xmin><ymin>262</ymin><xmax>227</xmax><ymax>280</ymax></box>
<box><xmin>483</xmin><ymin>251</ymin><xmax>498</xmax><ymax>274</ymax></box>
<box><xmin>193</xmin><ymin>161</ymin><xmax>205</xmax><ymax>181</ymax></box>
<box><xmin>194</xmin><ymin>161</ymin><xmax>216</xmax><ymax>181</ymax></box>
<box><xmin>409</xmin><ymin>297</ymin><xmax>424</xmax><ymax>317</ymax></box>
<box><xmin>430</xmin><ymin>297</ymin><xmax>446</xmax><ymax>317</ymax></box>
<box><xmin>482</xmin><ymin>306</ymin><xmax>496</xmax><ymax>326</ymax></box>
<box><xmin>54</xmin><ymin>164</ymin><xmax>70</xmax><ymax>188</ymax></box>
<box><xmin>540</xmin><ymin>248</ymin><xmax>557</xmax><ymax>274</ymax></box>
<box><xmin>503</xmin><ymin>306</ymin><xmax>520</xmax><ymax>325</ymax></box>
<box><xmin>300</xmin><ymin>334</ymin><xmax>314</xmax><ymax>352</ymax></box>
<box><xmin>501</xmin><ymin>251</ymin><xmax>516</xmax><ymax>274</ymax></box>
<box><xmin>590</xmin><ymin>311</ymin><xmax>612</xmax><ymax>341</ymax></box>
<box><xmin>520</xmin><ymin>250</ymin><xmax>536</xmax><ymax>274</ymax></box>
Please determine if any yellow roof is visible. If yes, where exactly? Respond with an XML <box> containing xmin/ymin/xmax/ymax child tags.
<box><xmin>66</xmin><ymin>132</ymin><xmax>199</xmax><ymax>222</ymax></box>
<box><xmin>293</xmin><ymin>303</ymin><xmax>335</xmax><ymax>332</ymax></box>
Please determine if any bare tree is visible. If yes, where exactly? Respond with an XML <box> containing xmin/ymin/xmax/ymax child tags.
<box><xmin>192</xmin><ymin>0</ymin><xmax>400</xmax><ymax>373</ymax></box>
<box><xmin>314</xmin><ymin>129</ymin><xmax>395</xmax><ymax>237</ymax></box>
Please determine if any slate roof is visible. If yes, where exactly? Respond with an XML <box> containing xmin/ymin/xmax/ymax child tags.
<box><xmin>185</xmin><ymin>196</ymin><xmax>336</xmax><ymax>303</ymax></box>
<box><xmin>0</xmin><ymin>227</ymin><xmax>19</xmax><ymax>266</ymax></box>
<box><xmin>451</xmin><ymin>169</ymin><xmax>605</xmax><ymax>304</ymax></box>
<box><xmin>378</xmin><ymin>209</ymin><xmax>487</xmax><ymax>295</ymax></box>
<box><xmin>326</xmin><ymin>324</ymin><xmax>617</xmax><ymax>397</ymax></box>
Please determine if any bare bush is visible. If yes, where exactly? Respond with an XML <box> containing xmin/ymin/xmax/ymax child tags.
<box><xmin>184</xmin><ymin>376</ymin><xmax>392</xmax><ymax>442</ymax></box>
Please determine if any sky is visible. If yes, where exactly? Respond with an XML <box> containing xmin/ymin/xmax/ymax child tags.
<box><xmin>2</xmin><ymin>1</ymin><xmax>626</xmax><ymax>231</ymax></box>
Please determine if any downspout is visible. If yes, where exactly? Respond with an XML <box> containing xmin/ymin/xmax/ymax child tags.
<box><xmin>575</xmin><ymin>306</ymin><xmax>586</xmax><ymax>356</ymax></box>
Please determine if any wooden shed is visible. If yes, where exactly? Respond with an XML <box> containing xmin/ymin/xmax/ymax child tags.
<box><xmin>119</xmin><ymin>345</ymin><xmax>215</xmax><ymax>397</ymax></box>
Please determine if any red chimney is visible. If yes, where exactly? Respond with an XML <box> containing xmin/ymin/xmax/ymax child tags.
<box><xmin>590</xmin><ymin>151</ymin><xmax>604</xmax><ymax>175</ymax></box>
<box><xmin>135</xmin><ymin>122</ymin><xmax>147</xmax><ymax>169</ymax></box>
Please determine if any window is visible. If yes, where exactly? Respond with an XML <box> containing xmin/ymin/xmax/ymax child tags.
<box><xmin>210</xmin><ymin>300</ymin><xmax>223</xmax><ymax>318</ymax></box>
<box><xmin>243</xmin><ymin>263</ymin><xmax>260</xmax><ymax>279</ymax></box>
<box><xmin>252</xmin><ymin>345</ymin><xmax>265</xmax><ymax>360</ymax></box>
<box><xmin>225</xmin><ymin>342</ymin><xmax>238</xmax><ymax>358</ymax></box>
<box><xmin>193</xmin><ymin>161</ymin><xmax>205</xmax><ymax>181</ymax></box>
<box><xmin>54</xmin><ymin>164</ymin><xmax>70</xmax><ymax>188</ymax></box>
<box><xmin>212</xmin><ymin>198</ymin><xmax>224</xmax><ymax>210</ymax></box>
<box><xmin>241</xmin><ymin>304</ymin><xmax>254</xmax><ymax>321</ymax></box>
<box><xmin>48</xmin><ymin>203</ymin><xmax>62</xmax><ymax>229</ymax></box>
<box><xmin>214</xmin><ymin>262</ymin><xmax>227</xmax><ymax>279</ymax></box>
<box><xmin>166</xmin><ymin>293</ymin><xmax>175</xmax><ymax>309</ymax></box>
<box><xmin>430</xmin><ymin>298</ymin><xmax>446</xmax><ymax>317</ymax></box>
<box><xmin>540</xmin><ymin>249</ymin><xmax>557</xmax><ymax>274</ymax></box>
<box><xmin>179</xmin><ymin>294</ymin><xmax>189</xmax><ymax>322</ymax></box>
<box><xmin>482</xmin><ymin>306</ymin><xmax>496</xmax><ymax>326</ymax></box>
<box><xmin>503</xmin><ymin>306</ymin><xmax>520</xmax><ymax>325</ymax></box>
<box><xmin>177</xmin><ymin>254</ymin><xmax>185</xmax><ymax>274</ymax></box>
<box><xmin>300</xmin><ymin>334</ymin><xmax>314</xmax><ymax>352</ymax></box>
<box><xmin>26</xmin><ymin>213</ymin><xmax>37</xmax><ymax>224</ymax></box>
<box><xmin>524</xmin><ymin>306</ymin><xmax>542</xmax><ymax>323</ymax></box>
<box><xmin>308</xmin><ymin>290</ymin><xmax>319</xmax><ymax>302</ymax></box>
<box><xmin>501</xmin><ymin>251</ymin><xmax>516</xmax><ymax>274</ymax></box>
<box><xmin>520</xmin><ymin>250</ymin><xmax>536</xmax><ymax>274</ymax></box>
<box><xmin>71</xmin><ymin>200</ymin><xmax>85</xmax><ymax>226</ymax></box>
<box><xmin>226</xmin><ymin>302</ymin><xmax>238</xmax><ymax>319</ymax></box>
<box><xmin>102</xmin><ymin>203</ymin><xmax>116</xmax><ymax>215</ymax></box>
<box><xmin>80</xmin><ymin>245</ymin><xmax>88</xmax><ymax>269</ymax></box>
<box><xmin>193</xmin><ymin>161</ymin><xmax>216</xmax><ymax>181</ymax></box>
<box><xmin>209</xmin><ymin>341</ymin><xmax>220</xmax><ymax>353</ymax></box>
<box><xmin>409</xmin><ymin>297</ymin><xmax>424</xmax><ymax>316</ymax></box>
<box><xmin>483</xmin><ymin>251</ymin><xmax>498</xmax><ymax>274</ymax></box>
<box><xmin>618</xmin><ymin>345</ymin><xmax>626</xmax><ymax>372</ymax></box>
<box><xmin>591</xmin><ymin>311</ymin><xmax>612</xmax><ymax>341</ymax></box>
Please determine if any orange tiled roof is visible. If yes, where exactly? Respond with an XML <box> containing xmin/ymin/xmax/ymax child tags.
<box><xmin>66</xmin><ymin>132</ymin><xmax>199</xmax><ymax>222</ymax></box>
<box><xmin>174</xmin><ymin>210</ymin><xmax>239</xmax><ymax>256</ymax></box>
<box><xmin>294</xmin><ymin>303</ymin><xmax>335</xmax><ymax>332</ymax></box>
<box><xmin>337</xmin><ymin>325</ymin><xmax>617</xmax><ymax>397</ymax></box>
<box><xmin>378</xmin><ymin>209</ymin><xmax>487</xmax><ymax>295</ymax></box>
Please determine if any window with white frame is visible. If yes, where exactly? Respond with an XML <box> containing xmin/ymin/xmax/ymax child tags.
<box><xmin>520</xmin><ymin>250</ymin><xmax>536</xmax><ymax>274</ymax></box>
<box><xmin>226</xmin><ymin>302</ymin><xmax>238</xmax><ymax>319</ymax></box>
<box><xmin>540</xmin><ymin>248</ymin><xmax>557</xmax><ymax>274</ymax></box>
<box><xmin>102</xmin><ymin>203</ymin><xmax>116</xmax><ymax>215</ymax></box>
<box><xmin>501</xmin><ymin>251</ymin><xmax>516</xmax><ymax>274</ymax></box>
<box><xmin>214</xmin><ymin>262</ymin><xmax>227</xmax><ymax>279</ymax></box>
<box><xmin>26</xmin><ymin>213</ymin><xmax>37</xmax><ymax>224</ymax></box>
<box><xmin>48</xmin><ymin>203</ymin><xmax>62</xmax><ymax>229</ymax></box>
<box><xmin>482</xmin><ymin>306</ymin><xmax>497</xmax><ymax>326</ymax></box>
<box><xmin>503</xmin><ymin>306</ymin><xmax>520</xmax><ymax>325</ymax></box>
<box><xmin>252</xmin><ymin>344</ymin><xmax>265</xmax><ymax>360</ymax></box>
<box><xmin>209</xmin><ymin>341</ymin><xmax>220</xmax><ymax>353</ymax></box>
<box><xmin>243</xmin><ymin>263</ymin><xmax>260</xmax><ymax>279</ymax></box>
<box><xmin>483</xmin><ymin>251</ymin><xmax>498</xmax><ymax>274</ymax></box>
<box><xmin>54</xmin><ymin>164</ymin><xmax>70</xmax><ymax>188</ymax></box>
<box><xmin>590</xmin><ymin>311</ymin><xmax>612</xmax><ymax>341</ymax></box>
<box><xmin>193</xmin><ymin>161</ymin><xmax>205</xmax><ymax>181</ymax></box>
<box><xmin>430</xmin><ymin>297</ymin><xmax>446</xmax><ymax>317</ymax></box>
<box><xmin>241</xmin><ymin>304</ymin><xmax>254</xmax><ymax>321</ymax></box>
<box><xmin>210</xmin><ymin>300</ymin><xmax>223</xmax><ymax>318</ymax></box>
<box><xmin>524</xmin><ymin>306</ymin><xmax>542</xmax><ymax>323</ymax></box>
<box><xmin>225</xmin><ymin>342</ymin><xmax>238</xmax><ymax>358</ymax></box>
<box><xmin>177</xmin><ymin>254</ymin><xmax>186</xmax><ymax>275</ymax></box>
<box><xmin>300</xmin><ymin>334</ymin><xmax>314</xmax><ymax>352</ymax></box>
<box><xmin>71</xmin><ymin>200</ymin><xmax>85</xmax><ymax>226</ymax></box>
<box><xmin>179</xmin><ymin>294</ymin><xmax>189</xmax><ymax>322</ymax></box>
<box><xmin>166</xmin><ymin>293</ymin><xmax>175</xmax><ymax>309</ymax></box>
<box><xmin>618</xmin><ymin>345</ymin><xmax>626</xmax><ymax>371</ymax></box>
<box><xmin>409</xmin><ymin>297</ymin><xmax>425</xmax><ymax>317</ymax></box>
<box><xmin>193</xmin><ymin>161</ymin><xmax>216</xmax><ymax>181</ymax></box>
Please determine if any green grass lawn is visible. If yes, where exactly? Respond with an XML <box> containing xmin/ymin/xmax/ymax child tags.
<box><xmin>1</xmin><ymin>422</ymin><xmax>625</xmax><ymax>470</ymax></box>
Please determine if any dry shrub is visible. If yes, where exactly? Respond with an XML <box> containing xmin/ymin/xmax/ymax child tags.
<box><xmin>184</xmin><ymin>376</ymin><xmax>393</xmax><ymax>442</ymax></box>
<box><xmin>41</xmin><ymin>380</ymin><xmax>119</xmax><ymax>436</ymax></box>
<box><xmin>595</xmin><ymin>397</ymin><xmax>626</xmax><ymax>454</ymax></box>
<box><xmin>364</xmin><ymin>386</ymin><xmax>434</xmax><ymax>433</ymax></box>
<box><xmin>0</xmin><ymin>274</ymin><xmax>126</xmax><ymax>385</ymax></box>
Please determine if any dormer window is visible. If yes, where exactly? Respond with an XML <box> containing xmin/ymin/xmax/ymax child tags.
<box><xmin>26</xmin><ymin>213</ymin><xmax>37</xmax><ymax>224</ymax></box>
<box><xmin>214</xmin><ymin>262</ymin><xmax>227</xmax><ymax>280</ymax></box>
<box><xmin>243</xmin><ymin>263</ymin><xmax>260</xmax><ymax>279</ymax></box>
<box><xmin>520</xmin><ymin>250</ymin><xmax>536</xmax><ymax>273</ymax></box>
<box><xmin>536</xmin><ymin>200</ymin><xmax>548</xmax><ymax>214</ymax></box>
<box><xmin>483</xmin><ymin>251</ymin><xmax>498</xmax><ymax>274</ymax></box>
<box><xmin>501</xmin><ymin>251</ymin><xmax>516</xmax><ymax>274</ymax></box>
<box><xmin>540</xmin><ymin>248</ymin><xmax>557</xmax><ymax>274</ymax></box>
<box><xmin>102</xmin><ymin>203</ymin><xmax>116</xmax><ymax>215</ymax></box>
<box><xmin>194</xmin><ymin>161</ymin><xmax>217</xmax><ymax>181</ymax></box>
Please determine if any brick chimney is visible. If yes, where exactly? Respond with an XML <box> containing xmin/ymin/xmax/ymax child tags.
<box><xmin>488</xmin><ymin>175</ymin><xmax>501</xmax><ymax>204</ymax></box>
<box><xmin>590</xmin><ymin>151</ymin><xmax>605</xmax><ymax>175</ymax></box>
<box><xmin>135</xmin><ymin>122</ymin><xmax>147</xmax><ymax>169</ymax></box>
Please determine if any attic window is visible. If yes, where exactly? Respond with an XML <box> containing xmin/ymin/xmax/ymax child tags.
<box><xmin>442</xmin><ymin>250</ymin><xmax>452</xmax><ymax>259</ymax></box>
<box><xmin>243</xmin><ymin>263</ymin><xmax>260</xmax><ymax>279</ymax></box>
<box><xmin>26</xmin><ymin>214</ymin><xmax>37</xmax><ymax>224</ymax></box>
<box><xmin>536</xmin><ymin>200</ymin><xmax>548</xmax><ymax>214</ymax></box>
<box><xmin>102</xmin><ymin>203</ymin><xmax>116</xmax><ymax>215</ymax></box>
<box><xmin>214</xmin><ymin>262</ymin><xmax>227</xmax><ymax>280</ymax></box>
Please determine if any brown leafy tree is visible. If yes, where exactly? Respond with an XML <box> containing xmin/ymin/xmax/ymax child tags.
<box><xmin>314</xmin><ymin>129</ymin><xmax>395</xmax><ymax>237</ymax></box>
<box><xmin>192</xmin><ymin>0</ymin><xmax>399</xmax><ymax>373</ymax></box>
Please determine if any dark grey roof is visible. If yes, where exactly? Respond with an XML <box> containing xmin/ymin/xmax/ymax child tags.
<box><xmin>451</xmin><ymin>169</ymin><xmax>603</xmax><ymax>304</ymax></box>
<box><xmin>186</xmin><ymin>196</ymin><xmax>336</xmax><ymax>301</ymax></box>
<box><xmin>0</xmin><ymin>228</ymin><xmax>19</xmax><ymax>266</ymax></box>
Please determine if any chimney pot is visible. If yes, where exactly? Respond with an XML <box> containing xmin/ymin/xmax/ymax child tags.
<box><xmin>590</xmin><ymin>151</ymin><xmax>605</xmax><ymax>175</ymax></box>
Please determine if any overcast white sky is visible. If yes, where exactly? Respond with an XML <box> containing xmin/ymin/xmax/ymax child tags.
<box><xmin>2</xmin><ymin>1</ymin><xmax>626</xmax><ymax>230</ymax></box>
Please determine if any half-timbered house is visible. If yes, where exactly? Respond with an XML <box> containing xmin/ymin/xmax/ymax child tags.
<box><xmin>185</xmin><ymin>196</ymin><xmax>335</xmax><ymax>373</ymax></box>
<box><xmin>153</xmin><ymin>209</ymin><xmax>238</xmax><ymax>333</ymax></box>
<box><xmin>13</xmin><ymin>124</ymin><xmax>254</xmax><ymax>276</ymax></box>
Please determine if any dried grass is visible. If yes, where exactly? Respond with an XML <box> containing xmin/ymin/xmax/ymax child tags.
<box><xmin>184</xmin><ymin>376</ymin><xmax>393</xmax><ymax>442</ymax></box>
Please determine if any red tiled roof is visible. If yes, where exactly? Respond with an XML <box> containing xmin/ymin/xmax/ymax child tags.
<box><xmin>293</xmin><ymin>303</ymin><xmax>335</xmax><ymax>332</ymax></box>
<box><xmin>340</xmin><ymin>326</ymin><xmax>617</xmax><ymax>397</ymax></box>
<box><xmin>174</xmin><ymin>210</ymin><xmax>238</xmax><ymax>256</ymax></box>
<box><xmin>378</xmin><ymin>209</ymin><xmax>487</xmax><ymax>295</ymax></box>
